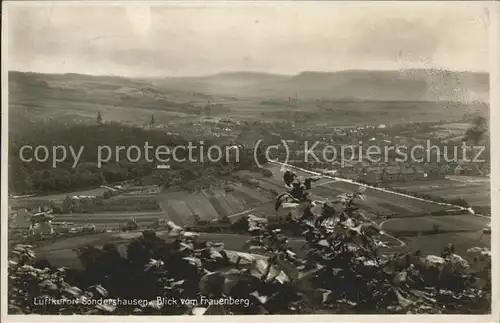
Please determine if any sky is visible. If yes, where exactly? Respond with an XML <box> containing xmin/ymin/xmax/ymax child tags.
<box><xmin>6</xmin><ymin>1</ymin><xmax>491</xmax><ymax>77</ymax></box>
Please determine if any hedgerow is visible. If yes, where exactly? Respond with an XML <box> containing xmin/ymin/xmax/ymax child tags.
<box><xmin>8</xmin><ymin>173</ymin><xmax>491</xmax><ymax>315</ymax></box>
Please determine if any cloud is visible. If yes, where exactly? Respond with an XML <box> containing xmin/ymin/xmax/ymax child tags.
<box><xmin>6</xmin><ymin>2</ymin><xmax>490</xmax><ymax>76</ymax></box>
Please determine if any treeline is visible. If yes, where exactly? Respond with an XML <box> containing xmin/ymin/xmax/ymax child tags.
<box><xmin>9</xmin><ymin>122</ymin><xmax>266</xmax><ymax>195</ymax></box>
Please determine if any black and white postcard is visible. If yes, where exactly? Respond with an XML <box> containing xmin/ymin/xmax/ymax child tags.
<box><xmin>1</xmin><ymin>1</ymin><xmax>498</xmax><ymax>321</ymax></box>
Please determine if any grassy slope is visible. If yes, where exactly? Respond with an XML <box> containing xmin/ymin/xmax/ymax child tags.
<box><xmin>381</xmin><ymin>215</ymin><xmax>489</xmax><ymax>233</ymax></box>
<box><xmin>9</xmin><ymin>70</ymin><xmax>489</xmax><ymax>127</ymax></box>
<box><xmin>404</xmin><ymin>231</ymin><xmax>490</xmax><ymax>257</ymax></box>
<box><xmin>156</xmin><ymin>185</ymin><xmax>274</xmax><ymax>226</ymax></box>
<box><xmin>242</xmin><ymin>164</ymin><xmax>489</xmax><ymax>246</ymax></box>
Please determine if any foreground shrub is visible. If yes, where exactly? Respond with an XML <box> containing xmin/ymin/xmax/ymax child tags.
<box><xmin>8</xmin><ymin>173</ymin><xmax>491</xmax><ymax>315</ymax></box>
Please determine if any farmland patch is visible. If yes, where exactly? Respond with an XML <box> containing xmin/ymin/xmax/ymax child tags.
<box><xmin>381</xmin><ymin>214</ymin><xmax>489</xmax><ymax>233</ymax></box>
<box><xmin>205</xmin><ymin>194</ymin><xmax>231</xmax><ymax>217</ymax></box>
<box><xmin>389</xmin><ymin>179</ymin><xmax>490</xmax><ymax>208</ymax></box>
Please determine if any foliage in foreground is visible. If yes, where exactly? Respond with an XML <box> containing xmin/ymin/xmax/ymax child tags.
<box><xmin>8</xmin><ymin>173</ymin><xmax>491</xmax><ymax>315</ymax></box>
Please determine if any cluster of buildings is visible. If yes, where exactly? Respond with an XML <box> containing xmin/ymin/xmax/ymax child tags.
<box><xmin>303</xmin><ymin>155</ymin><xmax>487</xmax><ymax>184</ymax></box>
<box><xmin>9</xmin><ymin>201</ymin><xmax>99</xmax><ymax>238</ymax></box>
<box><xmin>15</xmin><ymin>192</ymin><xmax>111</xmax><ymax>218</ymax></box>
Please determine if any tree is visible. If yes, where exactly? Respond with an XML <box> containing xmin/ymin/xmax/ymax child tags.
<box><xmin>204</xmin><ymin>105</ymin><xmax>211</xmax><ymax>116</ymax></box>
<box><xmin>149</xmin><ymin>114</ymin><xmax>156</xmax><ymax>128</ymax></box>
<box><xmin>464</xmin><ymin>116</ymin><xmax>487</xmax><ymax>145</ymax></box>
<box><xmin>96</xmin><ymin>112</ymin><xmax>103</xmax><ymax>125</ymax></box>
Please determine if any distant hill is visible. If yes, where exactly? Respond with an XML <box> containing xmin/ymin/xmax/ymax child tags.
<box><xmin>181</xmin><ymin>71</ymin><xmax>290</xmax><ymax>84</ymax></box>
<box><xmin>10</xmin><ymin>69</ymin><xmax>489</xmax><ymax>103</ymax></box>
<box><xmin>149</xmin><ymin>69</ymin><xmax>489</xmax><ymax>102</ymax></box>
<box><xmin>7</xmin><ymin>71</ymin><xmax>211</xmax><ymax>127</ymax></box>
<box><xmin>8</xmin><ymin>69</ymin><xmax>489</xmax><ymax>127</ymax></box>
<box><xmin>144</xmin><ymin>71</ymin><xmax>290</xmax><ymax>96</ymax></box>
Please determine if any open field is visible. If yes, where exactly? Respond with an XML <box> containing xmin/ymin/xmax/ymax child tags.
<box><xmin>381</xmin><ymin>215</ymin><xmax>490</xmax><ymax>234</ymax></box>
<box><xmin>10</xmin><ymin>187</ymin><xmax>110</xmax><ymax>206</ymax></box>
<box><xmin>34</xmin><ymin>231</ymin><xmax>306</xmax><ymax>269</ymax></box>
<box><xmin>403</xmin><ymin>231</ymin><xmax>490</xmax><ymax>257</ymax></box>
<box><xmin>262</xmin><ymin>163</ymin><xmax>490</xmax><ymax>247</ymax></box>
<box><xmin>91</xmin><ymin>196</ymin><xmax>161</xmax><ymax>213</ymax></box>
<box><xmin>32</xmin><ymin>226</ymin><xmax>402</xmax><ymax>269</ymax></box>
<box><xmin>154</xmin><ymin>184</ymin><xmax>274</xmax><ymax>226</ymax></box>
<box><xmin>390</xmin><ymin>178</ymin><xmax>490</xmax><ymax>208</ymax></box>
